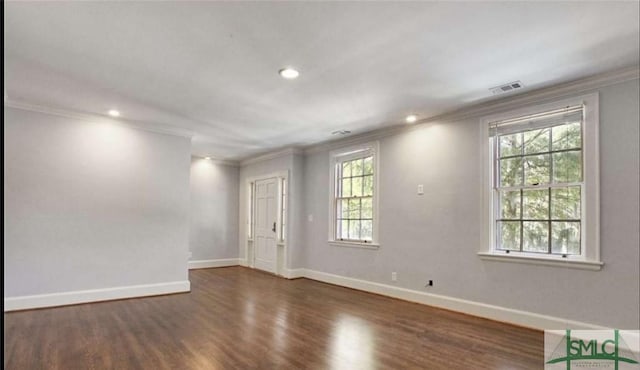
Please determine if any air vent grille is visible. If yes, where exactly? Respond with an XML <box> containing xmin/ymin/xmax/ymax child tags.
<box><xmin>490</xmin><ymin>81</ymin><xmax>524</xmax><ymax>95</ymax></box>
<box><xmin>331</xmin><ymin>130</ymin><xmax>351</xmax><ymax>135</ymax></box>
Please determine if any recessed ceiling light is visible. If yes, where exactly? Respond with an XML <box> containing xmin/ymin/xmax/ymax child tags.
<box><xmin>405</xmin><ymin>114</ymin><xmax>418</xmax><ymax>123</ymax></box>
<box><xmin>204</xmin><ymin>157</ymin><xmax>211</xmax><ymax>160</ymax></box>
<box><xmin>108</xmin><ymin>109</ymin><xmax>120</xmax><ymax>117</ymax></box>
<box><xmin>279</xmin><ymin>68</ymin><xmax>299</xmax><ymax>79</ymax></box>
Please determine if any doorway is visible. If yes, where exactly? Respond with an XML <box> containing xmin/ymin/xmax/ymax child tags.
<box><xmin>247</xmin><ymin>172</ymin><xmax>287</xmax><ymax>276</ymax></box>
<box><xmin>253</xmin><ymin>177</ymin><xmax>278</xmax><ymax>273</ymax></box>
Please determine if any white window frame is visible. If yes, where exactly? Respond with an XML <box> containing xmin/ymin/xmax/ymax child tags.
<box><xmin>328</xmin><ymin>141</ymin><xmax>380</xmax><ymax>249</ymax></box>
<box><xmin>479</xmin><ymin>93</ymin><xmax>602</xmax><ymax>270</ymax></box>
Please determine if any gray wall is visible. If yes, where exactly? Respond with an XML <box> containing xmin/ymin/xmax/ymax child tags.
<box><xmin>189</xmin><ymin>157</ymin><xmax>239</xmax><ymax>260</ymax></box>
<box><xmin>302</xmin><ymin>79</ymin><xmax>640</xmax><ymax>329</ymax></box>
<box><xmin>3</xmin><ymin>107</ymin><xmax>191</xmax><ymax>297</ymax></box>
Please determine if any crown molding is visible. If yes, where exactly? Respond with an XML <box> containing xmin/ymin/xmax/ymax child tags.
<box><xmin>4</xmin><ymin>99</ymin><xmax>195</xmax><ymax>139</ymax></box>
<box><xmin>239</xmin><ymin>147</ymin><xmax>303</xmax><ymax>166</ymax></box>
<box><xmin>303</xmin><ymin>65</ymin><xmax>639</xmax><ymax>155</ymax></box>
<box><xmin>191</xmin><ymin>155</ymin><xmax>239</xmax><ymax>167</ymax></box>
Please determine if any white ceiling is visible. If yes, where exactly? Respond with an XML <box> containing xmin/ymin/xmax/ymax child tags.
<box><xmin>4</xmin><ymin>1</ymin><xmax>639</xmax><ymax>160</ymax></box>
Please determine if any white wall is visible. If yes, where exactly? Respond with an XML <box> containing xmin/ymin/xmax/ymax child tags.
<box><xmin>301</xmin><ymin>79</ymin><xmax>640</xmax><ymax>329</ymax></box>
<box><xmin>3</xmin><ymin>107</ymin><xmax>191</xmax><ymax>299</ymax></box>
<box><xmin>189</xmin><ymin>157</ymin><xmax>239</xmax><ymax>260</ymax></box>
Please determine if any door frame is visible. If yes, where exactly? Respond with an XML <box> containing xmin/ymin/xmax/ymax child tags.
<box><xmin>245</xmin><ymin>170</ymin><xmax>288</xmax><ymax>277</ymax></box>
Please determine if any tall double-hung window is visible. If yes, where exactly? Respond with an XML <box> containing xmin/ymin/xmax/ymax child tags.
<box><xmin>329</xmin><ymin>142</ymin><xmax>379</xmax><ymax>247</ymax></box>
<box><xmin>481</xmin><ymin>95</ymin><xmax>601</xmax><ymax>270</ymax></box>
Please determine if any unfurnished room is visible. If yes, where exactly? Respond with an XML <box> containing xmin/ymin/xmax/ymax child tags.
<box><xmin>3</xmin><ymin>1</ymin><xmax>640</xmax><ymax>369</ymax></box>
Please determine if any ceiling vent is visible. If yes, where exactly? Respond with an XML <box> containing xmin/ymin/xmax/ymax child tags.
<box><xmin>490</xmin><ymin>81</ymin><xmax>524</xmax><ymax>95</ymax></box>
<box><xmin>331</xmin><ymin>130</ymin><xmax>351</xmax><ymax>135</ymax></box>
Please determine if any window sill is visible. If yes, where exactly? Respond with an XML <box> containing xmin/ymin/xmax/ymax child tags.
<box><xmin>329</xmin><ymin>240</ymin><xmax>380</xmax><ymax>250</ymax></box>
<box><xmin>478</xmin><ymin>252</ymin><xmax>603</xmax><ymax>271</ymax></box>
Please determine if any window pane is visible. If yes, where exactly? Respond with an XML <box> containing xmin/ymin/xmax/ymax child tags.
<box><xmin>361</xmin><ymin>220</ymin><xmax>373</xmax><ymax>241</ymax></box>
<box><xmin>551</xmin><ymin>186</ymin><xmax>581</xmax><ymax>220</ymax></box>
<box><xmin>339</xmin><ymin>220</ymin><xmax>349</xmax><ymax>239</ymax></box>
<box><xmin>553</xmin><ymin>151</ymin><xmax>582</xmax><ymax>183</ymax></box>
<box><xmin>499</xmin><ymin>190</ymin><xmax>521</xmax><ymax>220</ymax></box>
<box><xmin>342</xmin><ymin>161</ymin><xmax>352</xmax><ymax>178</ymax></box>
<box><xmin>352</xmin><ymin>176</ymin><xmax>363</xmax><ymax>197</ymax></box>
<box><xmin>499</xmin><ymin>133</ymin><xmax>522</xmax><ymax>157</ymax></box>
<box><xmin>524</xmin><ymin>154</ymin><xmax>550</xmax><ymax>185</ymax></box>
<box><xmin>522</xmin><ymin>221</ymin><xmax>549</xmax><ymax>253</ymax></box>
<box><xmin>352</xmin><ymin>159</ymin><xmax>363</xmax><ymax>176</ymax></box>
<box><xmin>349</xmin><ymin>220</ymin><xmax>361</xmax><ymax>240</ymax></box>
<box><xmin>339</xmin><ymin>199</ymin><xmax>350</xmax><ymax>219</ymax></box>
<box><xmin>551</xmin><ymin>222</ymin><xmax>580</xmax><ymax>255</ymax></box>
<box><xmin>363</xmin><ymin>175</ymin><xmax>373</xmax><ymax>196</ymax></box>
<box><xmin>363</xmin><ymin>156</ymin><xmax>373</xmax><ymax>175</ymax></box>
<box><xmin>498</xmin><ymin>221</ymin><xmax>521</xmax><ymax>251</ymax></box>
<box><xmin>552</xmin><ymin>122</ymin><xmax>581</xmax><ymax>151</ymax></box>
<box><xmin>348</xmin><ymin>198</ymin><xmax>360</xmax><ymax>219</ymax></box>
<box><xmin>523</xmin><ymin>128</ymin><xmax>550</xmax><ymax>155</ymax></box>
<box><xmin>499</xmin><ymin>157</ymin><xmax>523</xmax><ymax>187</ymax></box>
<box><xmin>341</xmin><ymin>178</ymin><xmax>351</xmax><ymax>197</ymax></box>
<box><xmin>361</xmin><ymin>198</ymin><xmax>373</xmax><ymax>219</ymax></box>
<box><xmin>522</xmin><ymin>189</ymin><xmax>549</xmax><ymax>220</ymax></box>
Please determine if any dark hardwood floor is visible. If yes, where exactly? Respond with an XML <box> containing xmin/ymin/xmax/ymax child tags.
<box><xmin>4</xmin><ymin>267</ymin><xmax>543</xmax><ymax>369</ymax></box>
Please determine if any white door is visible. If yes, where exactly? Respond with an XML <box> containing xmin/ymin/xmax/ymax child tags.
<box><xmin>254</xmin><ymin>177</ymin><xmax>278</xmax><ymax>274</ymax></box>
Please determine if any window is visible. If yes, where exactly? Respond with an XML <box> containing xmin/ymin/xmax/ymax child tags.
<box><xmin>279</xmin><ymin>177</ymin><xmax>286</xmax><ymax>242</ymax></box>
<box><xmin>480</xmin><ymin>94</ymin><xmax>601</xmax><ymax>270</ymax></box>
<box><xmin>247</xmin><ymin>182</ymin><xmax>254</xmax><ymax>239</ymax></box>
<box><xmin>329</xmin><ymin>142</ymin><xmax>379</xmax><ymax>247</ymax></box>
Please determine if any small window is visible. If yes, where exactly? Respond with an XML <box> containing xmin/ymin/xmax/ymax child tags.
<box><xmin>329</xmin><ymin>142</ymin><xmax>379</xmax><ymax>247</ymax></box>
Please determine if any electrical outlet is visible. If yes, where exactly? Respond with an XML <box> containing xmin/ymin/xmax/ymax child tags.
<box><xmin>308</xmin><ymin>214</ymin><xmax>314</xmax><ymax>222</ymax></box>
<box><xmin>188</xmin><ymin>251</ymin><xmax>193</xmax><ymax>260</ymax></box>
<box><xmin>417</xmin><ymin>184</ymin><xmax>424</xmax><ymax>195</ymax></box>
<box><xmin>391</xmin><ymin>272</ymin><xmax>397</xmax><ymax>281</ymax></box>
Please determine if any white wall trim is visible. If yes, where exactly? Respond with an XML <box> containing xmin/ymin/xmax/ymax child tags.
<box><xmin>283</xmin><ymin>268</ymin><xmax>306</xmax><ymax>279</ymax></box>
<box><xmin>478</xmin><ymin>253</ymin><xmax>603</xmax><ymax>271</ymax></box>
<box><xmin>300</xmin><ymin>269</ymin><xmax>608</xmax><ymax>330</ymax></box>
<box><xmin>303</xmin><ymin>66</ymin><xmax>639</xmax><ymax>155</ymax></box>
<box><xmin>188</xmin><ymin>258</ymin><xmax>240</xmax><ymax>269</ymax></box>
<box><xmin>4</xmin><ymin>98</ymin><xmax>195</xmax><ymax>139</ymax></box>
<box><xmin>240</xmin><ymin>147</ymin><xmax>303</xmax><ymax>166</ymax></box>
<box><xmin>4</xmin><ymin>280</ymin><xmax>191</xmax><ymax>312</ymax></box>
<box><xmin>239</xmin><ymin>258</ymin><xmax>249</xmax><ymax>267</ymax></box>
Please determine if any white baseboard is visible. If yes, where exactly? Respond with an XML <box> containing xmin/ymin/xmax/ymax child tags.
<box><xmin>4</xmin><ymin>280</ymin><xmax>191</xmax><ymax>312</ymax></box>
<box><xmin>188</xmin><ymin>258</ymin><xmax>240</xmax><ymax>270</ymax></box>
<box><xmin>283</xmin><ymin>268</ymin><xmax>305</xmax><ymax>279</ymax></box>
<box><xmin>239</xmin><ymin>259</ymin><xmax>249</xmax><ymax>267</ymax></box>
<box><xmin>301</xmin><ymin>269</ymin><xmax>606</xmax><ymax>331</ymax></box>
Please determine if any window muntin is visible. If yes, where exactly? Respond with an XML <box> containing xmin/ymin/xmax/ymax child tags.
<box><xmin>494</xmin><ymin>112</ymin><xmax>584</xmax><ymax>256</ymax></box>
<box><xmin>335</xmin><ymin>155</ymin><xmax>374</xmax><ymax>242</ymax></box>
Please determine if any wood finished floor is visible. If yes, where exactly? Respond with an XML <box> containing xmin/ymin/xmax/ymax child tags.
<box><xmin>4</xmin><ymin>267</ymin><xmax>543</xmax><ymax>369</ymax></box>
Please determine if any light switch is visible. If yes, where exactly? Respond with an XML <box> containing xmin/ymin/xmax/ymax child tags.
<box><xmin>417</xmin><ymin>184</ymin><xmax>424</xmax><ymax>195</ymax></box>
